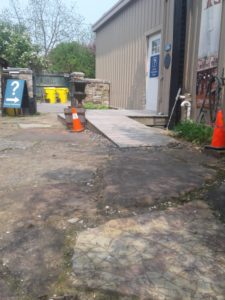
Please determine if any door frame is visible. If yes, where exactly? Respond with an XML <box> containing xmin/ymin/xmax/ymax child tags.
<box><xmin>145</xmin><ymin>26</ymin><xmax>162</xmax><ymax>112</ymax></box>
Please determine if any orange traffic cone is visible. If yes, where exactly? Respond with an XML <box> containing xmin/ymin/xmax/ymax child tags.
<box><xmin>206</xmin><ymin>109</ymin><xmax>225</xmax><ymax>150</ymax></box>
<box><xmin>71</xmin><ymin>107</ymin><xmax>85</xmax><ymax>132</ymax></box>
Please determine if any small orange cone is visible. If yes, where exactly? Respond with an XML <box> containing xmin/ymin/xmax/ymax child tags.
<box><xmin>206</xmin><ymin>109</ymin><xmax>225</xmax><ymax>150</ymax></box>
<box><xmin>71</xmin><ymin>107</ymin><xmax>85</xmax><ymax>132</ymax></box>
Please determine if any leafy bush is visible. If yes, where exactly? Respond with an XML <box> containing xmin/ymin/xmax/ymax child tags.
<box><xmin>0</xmin><ymin>21</ymin><xmax>46</xmax><ymax>71</ymax></box>
<box><xmin>83</xmin><ymin>102</ymin><xmax>109</xmax><ymax>110</ymax></box>
<box><xmin>48</xmin><ymin>42</ymin><xmax>95</xmax><ymax>77</ymax></box>
<box><xmin>174</xmin><ymin>121</ymin><xmax>213</xmax><ymax>145</ymax></box>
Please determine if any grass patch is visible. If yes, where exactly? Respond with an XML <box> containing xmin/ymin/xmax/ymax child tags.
<box><xmin>174</xmin><ymin>120</ymin><xmax>213</xmax><ymax>145</ymax></box>
<box><xmin>83</xmin><ymin>102</ymin><xmax>109</xmax><ymax>110</ymax></box>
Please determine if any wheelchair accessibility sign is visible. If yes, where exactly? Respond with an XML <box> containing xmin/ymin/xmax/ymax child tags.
<box><xmin>149</xmin><ymin>55</ymin><xmax>160</xmax><ymax>78</ymax></box>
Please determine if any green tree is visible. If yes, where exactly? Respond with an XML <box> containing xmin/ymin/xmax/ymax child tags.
<box><xmin>0</xmin><ymin>21</ymin><xmax>46</xmax><ymax>71</ymax></box>
<box><xmin>48</xmin><ymin>42</ymin><xmax>95</xmax><ymax>77</ymax></box>
<box><xmin>2</xmin><ymin>0</ymin><xmax>92</xmax><ymax>57</ymax></box>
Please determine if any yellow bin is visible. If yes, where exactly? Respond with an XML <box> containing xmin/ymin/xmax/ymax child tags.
<box><xmin>56</xmin><ymin>88</ymin><xmax>69</xmax><ymax>104</ymax></box>
<box><xmin>44</xmin><ymin>87</ymin><xmax>56</xmax><ymax>104</ymax></box>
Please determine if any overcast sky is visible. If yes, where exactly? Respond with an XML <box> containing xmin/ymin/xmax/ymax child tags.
<box><xmin>77</xmin><ymin>0</ymin><xmax>118</xmax><ymax>24</ymax></box>
<box><xmin>0</xmin><ymin>0</ymin><xmax>119</xmax><ymax>25</ymax></box>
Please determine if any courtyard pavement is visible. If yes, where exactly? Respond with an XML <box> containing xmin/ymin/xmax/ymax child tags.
<box><xmin>73</xmin><ymin>201</ymin><xmax>225</xmax><ymax>299</ymax></box>
<box><xmin>0</xmin><ymin>107</ymin><xmax>224</xmax><ymax>299</ymax></box>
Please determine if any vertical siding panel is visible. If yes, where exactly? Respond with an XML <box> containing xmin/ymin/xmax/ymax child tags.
<box><xmin>122</xmin><ymin>12</ymin><xmax>128</xmax><ymax>108</ymax></box>
<box><xmin>153</xmin><ymin>0</ymin><xmax>156</xmax><ymax>26</ymax></box>
<box><xmin>118</xmin><ymin>16</ymin><xmax>122</xmax><ymax>107</ymax></box>
<box><xmin>123</xmin><ymin>9</ymin><xmax>126</xmax><ymax>108</ymax></box>
<box><xmin>133</xmin><ymin>6</ymin><xmax>137</xmax><ymax>108</ymax></box>
<box><xmin>127</xmin><ymin>11</ymin><xmax>131</xmax><ymax>108</ymax></box>
<box><xmin>156</xmin><ymin>0</ymin><xmax>160</xmax><ymax>27</ymax></box>
<box><xmin>150</xmin><ymin>0</ymin><xmax>154</xmax><ymax>28</ymax></box>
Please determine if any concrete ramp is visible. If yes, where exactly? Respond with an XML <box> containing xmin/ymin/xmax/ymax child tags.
<box><xmin>86</xmin><ymin>110</ymin><xmax>176</xmax><ymax>148</ymax></box>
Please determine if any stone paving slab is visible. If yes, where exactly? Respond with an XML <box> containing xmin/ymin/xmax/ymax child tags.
<box><xmin>0</xmin><ymin>138</ymin><xmax>34</xmax><ymax>152</ymax></box>
<box><xmin>207</xmin><ymin>182</ymin><xmax>225</xmax><ymax>219</ymax></box>
<box><xmin>37</xmin><ymin>102</ymin><xmax>68</xmax><ymax>114</ymax></box>
<box><xmin>86</xmin><ymin>110</ymin><xmax>175</xmax><ymax>148</ymax></box>
<box><xmin>19</xmin><ymin>123</ymin><xmax>52</xmax><ymax>129</ymax></box>
<box><xmin>72</xmin><ymin>201</ymin><xmax>225</xmax><ymax>299</ymax></box>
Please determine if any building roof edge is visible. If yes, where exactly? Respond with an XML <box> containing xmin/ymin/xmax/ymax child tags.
<box><xmin>92</xmin><ymin>0</ymin><xmax>132</xmax><ymax>32</ymax></box>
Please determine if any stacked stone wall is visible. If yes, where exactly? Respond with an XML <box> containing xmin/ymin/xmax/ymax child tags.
<box><xmin>12</xmin><ymin>70</ymin><xmax>34</xmax><ymax>98</ymax></box>
<box><xmin>0</xmin><ymin>67</ymin><xmax>2</xmax><ymax>105</ymax></box>
<box><xmin>70</xmin><ymin>73</ymin><xmax>110</xmax><ymax>107</ymax></box>
<box><xmin>84</xmin><ymin>79</ymin><xmax>110</xmax><ymax>107</ymax></box>
<box><xmin>2</xmin><ymin>69</ymin><xmax>33</xmax><ymax>99</ymax></box>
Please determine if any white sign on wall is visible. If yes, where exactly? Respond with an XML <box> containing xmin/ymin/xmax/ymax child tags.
<box><xmin>196</xmin><ymin>0</ymin><xmax>222</xmax><ymax>111</ymax></box>
<box><xmin>197</xmin><ymin>0</ymin><xmax>222</xmax><ymax>72</ymax></box>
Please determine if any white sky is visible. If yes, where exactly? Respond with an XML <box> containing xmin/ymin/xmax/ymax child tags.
<box><xmin>0</xmin><ymin>0</ymin><xmax>119</xmax><ymax>25</ymax></box>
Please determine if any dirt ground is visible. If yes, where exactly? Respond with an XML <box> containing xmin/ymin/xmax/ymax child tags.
<box><xmin>0</xmin><ymin>112</ymin><xmax>225</xmax><ymax>300</ymax></box>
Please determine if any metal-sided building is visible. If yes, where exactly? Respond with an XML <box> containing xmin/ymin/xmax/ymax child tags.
<box><xmin>93</xmin><ymin>0</ymin><xmax>186</xmax><ymax>116</ymax></box>
<box><xmin>93</xmin><ymin>0</ymin><xmax>225</xmax><ymax>122</ymax></box>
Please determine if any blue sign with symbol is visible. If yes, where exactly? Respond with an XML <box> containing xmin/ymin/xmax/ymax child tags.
<box><xmin>3</xmin><ymin>79</ymin><xmax>25</xmax><ymax>108</ymax></box>
<box><xmin>149</xmin><ymin>55</ymin><xmax>160</xmax><ymax>78</ymax></box>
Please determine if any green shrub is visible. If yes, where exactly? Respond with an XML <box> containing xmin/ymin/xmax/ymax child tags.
<box><xmin>174</xmin><ymin>120</ymin><xmax>213</xmax><ymax>145</ymax></box>
<box><xmin>83</xmin><ymin>102</ymin><xmax>109</xmax><ymax>110</ymax></box>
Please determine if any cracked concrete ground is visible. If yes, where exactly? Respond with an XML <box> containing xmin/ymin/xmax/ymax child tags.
<box><xmin>73</xmin><ymin>202</ymin><xmax>225</xmax><ymax>299</ymax></box>
<box><xmin>0</xmin><ymin>111</ymin><xmax>224</xmax><ymax>300</ymax></box>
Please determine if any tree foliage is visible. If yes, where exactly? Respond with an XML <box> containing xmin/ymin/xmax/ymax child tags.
<box><xmin>0</xmin><ymin>0</ymin><xmax>96</xmax><ymax>74</ymax></box>
<box><xmin>48</xmin><ymin>42</ymin><xmax>95</xmax><ymax>77</ymax></box>
<box><xmin>0</xmin><ymin>21</ymin><xmax>46</xmax><ymax>71</ymax></box>
<box><xmin>3</xmin><ymin>0</ymin><xmax>93</xmax><ymax>57</ymax></box>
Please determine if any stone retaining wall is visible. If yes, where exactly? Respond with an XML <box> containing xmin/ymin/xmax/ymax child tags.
<box><xmin>0</xmin><ymin>58</ymin><xmax>8</xmax><ymax>108</ymax></box>
<box><xmin>17</xmin><ymin>70</ymin><xmax>33</xmax><ymax>98</ymax></box>
<box><xmin>3</xmin><ymin>68</ymin><xmax>33</xmax><ymax>98</ymax></box>
<box><xmin>0</xmin><ymin>67</ymin><xmax>2</xmax><ymax>106</ymax></box>
<box><xmin>84</xmin><ymin>79</ymin><xmax>110</xmax><ymax>106</ymax></box>
<box><xmin>1</xmin><ymin>69</ymin><xmax>110</xmax><ymax>107</ymax></box>
<box><xmin>70</xmin><ymin>73</ymin><xmax>110</xmax><ymax>107</ymax></box>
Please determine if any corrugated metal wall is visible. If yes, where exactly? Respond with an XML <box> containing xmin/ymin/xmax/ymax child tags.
<box><xmin>95</xmin><ymin>0</ymin><xmax>174</xmax><ymax>110</ymax></box>
<box><xmin>220</xmin><ymin>2</ymin><xmax>225</xmax><ymax>112</ymax></box>
<box><xmin>182</xmin><ymin>0</ymin><xmax>201</xmax><ymax>120</ymax></box>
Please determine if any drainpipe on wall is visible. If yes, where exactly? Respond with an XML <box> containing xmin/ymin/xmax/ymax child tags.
<box><xmin>180</xmin><ymin>94</ymin><xmax>192</xmax><ymax>121</ymax></box>
<box><xmin>168</xmin><ymin>0</ymin><xmax>187</xmax><ymax>128</ymax></box>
